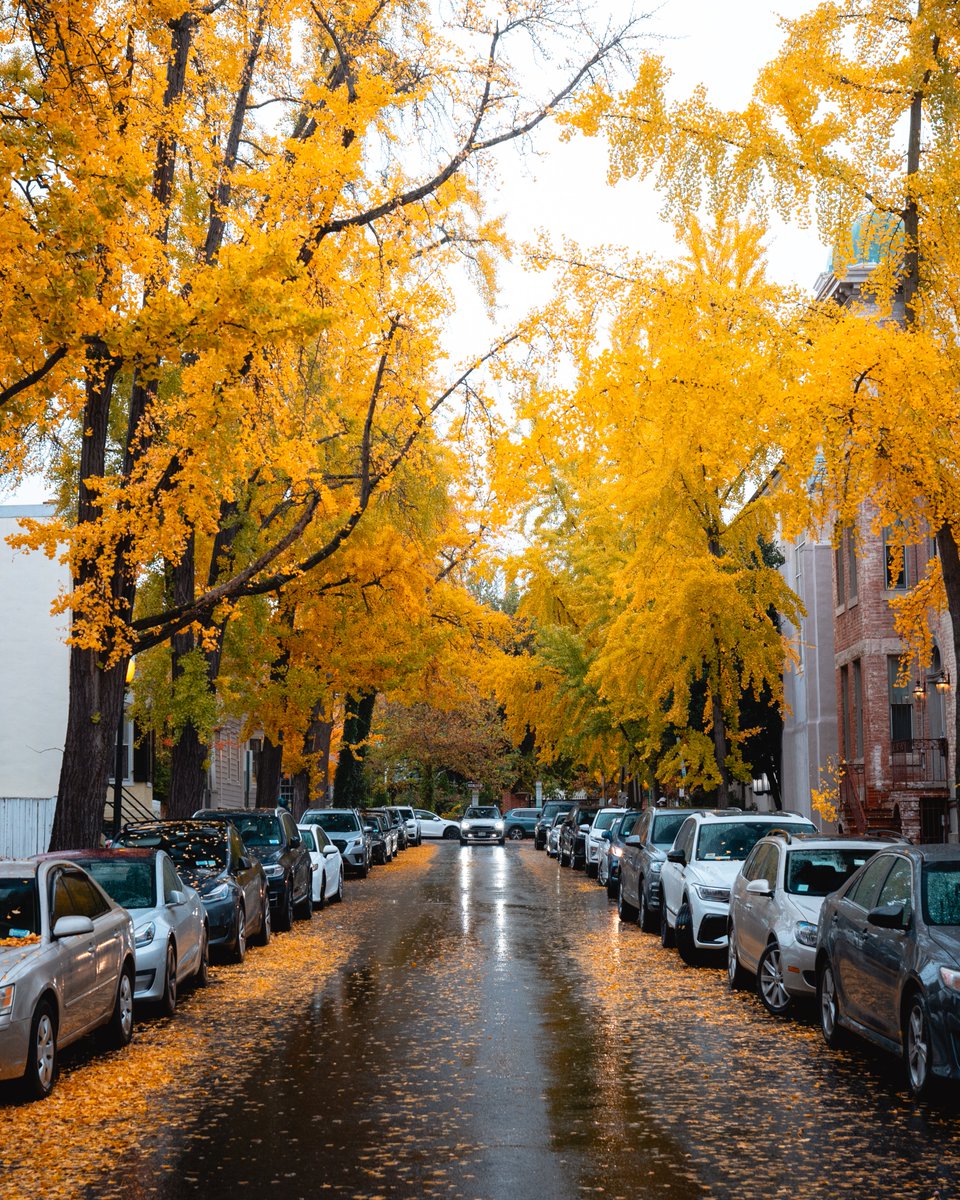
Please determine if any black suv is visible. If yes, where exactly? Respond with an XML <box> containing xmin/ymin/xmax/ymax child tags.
<box><xmin>558</xmin><ymin>802</ymin><xmax>600</xmax><ymax>870</ymax></box>
<box><xmin>534</xmin><ymin>801</ymin><xmax>573</xmax><ymax>850</ymax></box>
<box><xmin>193</xmin><ymin>808</ymin><xmax>313</xmax><ymax>932</ymax></box>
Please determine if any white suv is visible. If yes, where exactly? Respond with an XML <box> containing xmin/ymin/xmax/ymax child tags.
<box><xmin>659</xmin><ymin>811</ymin><xmax>817</xmax><ymax>965</ymax></box>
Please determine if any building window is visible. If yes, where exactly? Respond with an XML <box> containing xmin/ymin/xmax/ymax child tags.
<box><xmin>852</xmin><ymin>659</ymin><xmax>864</xmax><ymax>759</ymax></box>
<box><xmin>840</xmin><ymin>665</ymin><xmax>851</xmax><ymax>759</ymax></box>
<box><xmin>888</xmin><ymin>656</ymin><xmax>913</xmax><ymax>742</ymax></box>
<box><xmin>835</xmin><ymin>534</ymin><xmax>845</xmax><ymax>605</ymax></box>
<box><xmin>846</xmin><ymin>528</ymin><xmax>857</xmax><ymax>600</ymax></box>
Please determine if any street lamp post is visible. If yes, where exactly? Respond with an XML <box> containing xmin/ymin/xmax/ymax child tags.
<box><xmin>112</xmin><ymin>659</ymin><xmax>136</xmax><ymax>839</ymax></box>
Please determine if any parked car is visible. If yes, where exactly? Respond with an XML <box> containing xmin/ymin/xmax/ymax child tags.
<box><xmin>387</xmin><ymin>805</ymin><xmax>421</xmax><ymax>846</ymax></box>
<box><xmin>584</xmin><ymin>807</ymin><xmax>627</xmax><ymax>878</ymax></box>
<box><xmin>558</xmin><ymin>803</ymin><xmax>600</xmax><ymax>869</ymax></box>
<box><xmin>116</xmin><ymin>820</ymin><xmax>270</xmax><ymax>962</ymax></box>
<box><xmin>362</xmin><ymin>811</ymin><xmax>396</xmax><ymax>864</ymax></box>
<box><xmin>619</xmin><ymin>808</ymin><xmax>705</xmax><ymax>931</ymax></box>
<box><xmin>378</xmin><ymin>807</ymin><xmax>408</xmax><ymax>850</ymax></box>
<box><xmin>415</xmin><ymin>810</ymin><xmax>460</xmax><ymax>840</ymax></box>
<box><xmin>37</xmin><ymin>848</ymin><xmax>208</xmax><ymax>1016</ymax></box>
<box><xmin>459</xmin><ymin>806</ymin><xmax>505</xmax><ymax>846</ymax></box>
<box><xmin>0</xmin><ymin>858</ymin><xmax>136</xmax><ymax>1099</ymax></box>
<box><xmin>546</xmin><ymin>812</ymin><xmax>566</xmax><ymax>859</ymax></box>
<box><xmin>597</xmin><ymin>810</ymin><xmax>643</xmax><ymax>895</ymax></box>
<box><xmin>816</xmin><ymin>843</ymin><xmax>960</xmax><ymax>1097</ymax></box>
<box><xmin>503</xmin><ymin>808</ymin><xmax>542</xmax><ymax>841</ymax></box>
<box><xmin>658</xmin><ymin>811</ymin><xmax>818</xmax><ymax>964</ymax></box>
<box><xmin>297</xmin><ymin>825</ymin><xmax>345</xmax><ymax>907</ymax></box>
<box><xmin>302</xmin><ymin>808</ymin><xmax>372</xmax><ymax>877</ymax></box>
<box><xmin>194</xmin><ymin>808</ymin><xmax>313</xmax><ymax>932</ymax></box>
<box><xmin>727</xmin><ymin>833</ymin><xmax>888</xmax><ymax>1015</ymax></box>
<box><xmin>534</xmin><ymin>800</ymin><xmax>573</xmax><ymax>850</ymax></box>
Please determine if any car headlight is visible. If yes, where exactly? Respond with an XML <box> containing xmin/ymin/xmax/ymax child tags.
<box><xmin>204</xmin><ymin>883</ymin><xmax>231</xmax><ymax>901</ymax></box>
<box><xmin>263</xmin><ymin>865</ymin><xmax>284</xmax><ymax>879</ymax></box>
<box><xmin>795</xmin><ymin>921</ymin><xmax>818</xmax><ymax>948</ymax></box>
<box><xmin>135</xmin><ymin>921</ymin><xmax>156</xmax><ymax>948</ymax></box>
<box><xmin>494</xmin><ymin>821</ymin><xmax>504</xmax><ymax>832</ymax></box>
<box><xmin>0</xmin><ymin>983</ymin><xmax>15</xmax><ymax>1016</ymax></box>
<box><xmin>461</xmin><ymin>820</ymin><xmax>473</xmax><ymax>830</ymax></box>
<box><xmin>651</xmin><ymin>861</ymin><xmax>663</xmax><ymax>873</ymax></box>
<box><xmin>695</xmin><ymin>886</ymin><xmax>731</xmax><ymax>903</ymax></box>
<box><xmin>940</xmin><ymin>967</ymin><xmax>960</xmax><ymax>991</ymax></box>
<box><xmin>611</xmin><ymin>846</ymin><xmax>624</xmax><ymax>858</ymax></box>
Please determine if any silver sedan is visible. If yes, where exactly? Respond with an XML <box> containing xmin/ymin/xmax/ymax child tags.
<box><xmin>0</xmin><ymin>858</ymin><xmax>136</xmax><ymax>1099</ymax></box>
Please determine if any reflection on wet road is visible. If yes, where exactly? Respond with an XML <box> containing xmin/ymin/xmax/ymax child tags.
<box><xmin>2</xmin><ymin>842</ymin><xmax>958</xmax><ymax>1200</ymax></box>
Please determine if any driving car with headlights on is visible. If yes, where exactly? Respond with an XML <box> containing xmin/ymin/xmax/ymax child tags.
<box><xmin>460</xmin><ymin>806</ymin><xmax>505</xmax><ymax>846</ymax></box>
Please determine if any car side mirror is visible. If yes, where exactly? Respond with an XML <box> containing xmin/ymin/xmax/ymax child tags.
<box><xmin>289</xmin><ymin>834</ymin><xmax>302</xmax><ymax>848</ymax></box>
<box><xmin>52</xmin><ymin>915</ymin><xmax>95</xmax><ymax>938</ymax></box>
<box><xmin>666</xmin><ymin>849</ymin><xmax>686</xmax><ymax>865</ymax></box>
<box><xmin>867</xmin><ymin>902</ymin><xmax>907</xmax><ymax>929</ymax></box>
<box><xmin>579</xmin><ymin>823</ymin><xmax>590</xmax><ymax>832</ymax></box>
<box><xmin>601</xmin><ymin>830</ymin><xmax>613</xmax><ymax>841</ymax></box>
<box><xmin>745</xmin><ymin>879</ymin><xmax>773</xmax><ymax>897</ymax></box>
<box><xmin>168</xmin><ymin>890</ymin><xmax>186</xmax><ymax>905</ymax></box>
<box><xmin>323</xmin><ymin>844</ymin><xmax>339</xmax><ymax>856</ymax></box>
<box><xmin>624</xmin><ymin>835</ymin><xmax>642</xmax><ymax>847</ymax></box>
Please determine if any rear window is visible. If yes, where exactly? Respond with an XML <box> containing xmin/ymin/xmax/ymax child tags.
<box><xmin>785</xmin><ymin>849</ymin><xmax>876</xmax><ymax>896</ymax></box>
<box><xmin>0</xmin><ymin>876</ymin><xmax>39</xmax><ymax>938</ymax></box>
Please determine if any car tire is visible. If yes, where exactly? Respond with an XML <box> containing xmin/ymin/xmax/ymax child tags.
<box><xmin>818</xmin><ymin>961</ymin><xmax>846</xmax><ymax>1049</ymax></box>
<box><xmin>618</xmin><ymin>884</ymin><xmax>638</xmax><ymax>923</ymax></box>
<box><xmin>675</xmin><ymin>901</ymin><xmax>700</xmax><ymax>966</ymax></box>
<box><xmin>332</xmin><ymin>870</ymin><xmax>344</xmax><ymax>903</ymax></box>
<box><xmin>597</xmin><ymin>857</ymin><xmax>607</xmax><ymax>885</ymax></box>
<box><xmin>160</xmin><ymin>942</ymin><xmax>178</xmax><ymax>1017</ymax></box>
<box><xmin>660</xmin><ymin>899</ymin><xmax>675</xmax><ymax>949</ymax></box>
<box><xmin>508</xmin><ymin>828</ymin><xmax>524</xmax><ymax>841</ymax></box>
<box><xmin>904</xmin><ymin>991</ymin><xmax>933</xmax><ymax>1099</ymax></box>
<box><xmin>316</xmin><ymin>874</ymin><xmax>326</xmax><ymax>911</ymax></box>
<box><xmin>276</xmin><ymin>884</ymin><xmax>295</xmax><ymax>932</ymax></box>
<box><xmin>638</xmin><ymin>883</ymin><xmax>656</xmax><ymax>932</ymax></box>
<box><xmin>586</xmin><ymin>861</ymin><xmax>598</xmax><ymax>879</ymax></box>
<box><xmin>357</xmin><ymin>862</ymin><xmax>369</xmax><ymax>879</ymax></box>
<box><xmin>194</xmin><ymin>926</ymin><xmax>210</xmax><ymax>987</ymax></box>
<box><xmin>727</xmin><ymin>924</ymin><xmax>750</xmax><ymax>990</ymax></box>
<box><xmin>498</xmin><ymin>838</ymin><xmax>505</xmax><ymax>846</ymax></box>
<box><xmin>231</xmin><ymin>905</ymin><xmax>247</xmax><ymax>962</ymax></box>
<box><xmin>105</xmin><ymin>966</ymin><xmax>135</xmax><ymax>1049</ymax></box>
<box><xmin>296</xmin><ymin>881</ymin><xmax>313</xmax><ymax>921</ymax></box>
<box><xmin>757</xmin><ymin>942</ymin><xmax>792</xmax><ymax>1016</ymax></box>
<box><xmin>443</xmin><ymin>826</ymin><xmax>459</xmax><ymax>840</ymax></box>
<box><xmin>606</xmin><ymin>874</ymin><xmax>619</xmax><ymax>900</ymax></box>
<box><xmin>22</xmin><ymin>998</ymin><xmax>58</xmax><ymax>1100</ymax></box>
<box><xmin>254</xmin><ymin>897</ymin><xmax>272</xmax><ymax>946</ymax></box>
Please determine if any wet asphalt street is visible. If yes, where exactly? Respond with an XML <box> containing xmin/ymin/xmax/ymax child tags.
<box><xmin>4</xmin><ymin>840</ymin><xmax>960</xmax><ymax>1200</ymax></box>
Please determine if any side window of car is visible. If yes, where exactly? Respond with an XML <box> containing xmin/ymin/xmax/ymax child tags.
<box><xmin>162</xmin><ymin>857</ymin><xmax>181</xmax><ymax>903</ymax></box>
<box><xmin>875</xmin><ymin>858</ymin><xmax>913</xmax><ymax>922</ymax></box>
<box><xmin>847</xmin><ymin>855</ymin><xmax>894</xmax><ymax>911</ymax></box>
<box><xmin>761</xmin><ymin>845</ymin><xmax>780</xmax><ymax>888</ymax></box>
<box><xmin>636</xmin><ymin>813</ymin><xmax>650</xmax><ymax>844</ymax></box>
<box><xmin>741</xmin><ymin>844</ymin><xmax>765</xmax><ymax>882</ymax></box>
<box><xmin>229</xmin><ymin>828</ymin><xmax>244</xmax><ymax>872</ymax></box>
<box><xmin>51</xmin><ymin>872</ymin><xmax>74</xmax><ymax>923</ymax></box>
<box><xmin>674</xmin><ymin>819</ymin><xmax>696</xmax><ymax>860</ymax></box>
<box><xmin>63</xmin><ymin>871</ymin><xmax>110</xmax><ymax>919</ymax></box>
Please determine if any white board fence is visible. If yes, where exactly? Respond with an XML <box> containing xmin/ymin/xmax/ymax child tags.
<box><xmin>0</xmin><ymin>797</ymin><xmax>57</xmax><ymax>857</ymax></box>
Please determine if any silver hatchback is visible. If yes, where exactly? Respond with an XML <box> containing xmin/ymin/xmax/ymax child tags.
<box><xmin>0</xmin><ymin>859</ymin><xmax>136</xmax><ymax>1099</ymax></box>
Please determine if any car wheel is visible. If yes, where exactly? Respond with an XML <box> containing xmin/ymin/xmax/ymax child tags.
<box><xmin>443</xmin><ymin>826</ymin><xmax>459</xmax><ymax>840</ymax></box>
<box><xmin>22</xmin><ymin>998</ymin><xmax>58</xmax><ymax>1100</ymax></box>
<box><xmin>638</xmin><ymin>883</ymin><xmax>656</xmax><ymax>933</ymax></box>
<box><xmin>296</xmin><ymin>880</ymin><xmax>313</xmax><ymax>921</ymax></box>
<box><xmin>727</xmin><ymin>924</ymin><xmax>750</xmax><ymax>990</ymax></box>
<box><xmin>160</xmin><ymin>942</ymin><xmax>178</xmax><ymax>1017</ymax></box>
<box><xmin>618</xmin><ymin>884</ymin><xmax>638</xmax><ymax>923</ymax></box>
<box><xmin>585</xmin><ymin>860</ymin><xmax>598</xmax><ymax>879</ymax></box>
<box><xmin>606</xmin><ymin>874</ymin><xmax>619</xmax><ymax>900</ymax></box>
<box><xmin>675</xmin><ymin>901</ymin><xmax>700</xmax><ymax>966</ymax></box>
<box><xmin>231</xmin><ymin>905</ymin><xmax>247</xmax><ymax>962</ymax></box>
<box><xmin>757</xmin><ymin>942</ymin><xmax>792</xmax><ymax>1016</ymax></box>
<box><xmin>904</xmin><ymin>992</ymin><xmax>933</xmax><ymax>1099</ymax></box>
<box><xmin>660</xmin><ymin>899</ymin><xmax>675</xmax><ymax>949</ymax></box>
<box><xmin>316</xmin><ymin>873</ymin><xmax>326</xmax><ymax>910</ymax></box>
<box><xmin>254</xmin><ymin>897</ymin><xmax>272</xmax><ymax>946</ymax></box>
<box><xmin>106</xmin><ymin>966</ymin><xmax>135</xmax><ymax>1048</ymax></box>
<box><xmin>333</xmin><ymin>869</ymin><xmax>344</xmax><ymax>903</ymax></box>
<box><xmin>276</xmin><ymin>884</ymin><xmax>295</xmax><ymax>932</ymax></box>
<box><xmin>194</xmin><ymin>925</ymin><xmax>210</xmax><ymax>987</ymax></box>
<box><xmin>818</xmin><ymin>961</ymin><xmax>846</xmax><ymax>1048</ymax></box>
<box><xmin>508</xmin><ymin>828</ymin><xmax>524</xmax><ymax>841</ymax></box>
<box><xmin>357</xmin><ymin>862</ymin><xmax>369</xmax><ymax>879</ymax></box>
<box><xmin>597</xmin><ymin>857</ymin><xmax>607</xmax><ymax>885</ymax></box>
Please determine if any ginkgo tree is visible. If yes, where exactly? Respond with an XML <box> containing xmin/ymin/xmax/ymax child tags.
<box><xmin>0</xmin><ymin>0</ymin><xmax>641</xmax><ymax>848</ymax></box>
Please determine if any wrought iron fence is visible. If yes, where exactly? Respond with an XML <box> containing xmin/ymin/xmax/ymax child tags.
<box><xmin>891</xmin><ymin>738</ymin><xmax>948</xmax><ymax>787</ymax></box>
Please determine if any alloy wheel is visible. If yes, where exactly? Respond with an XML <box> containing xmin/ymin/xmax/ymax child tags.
<box><xmin>757</xmin><ymin>943</ymin><xmax>791</xmax><ymax>1015</ymax></box>
<box><xmin>905</xmin><ymin>995</ymin><xmax>932</xmax><ymax>1097</ymax></box>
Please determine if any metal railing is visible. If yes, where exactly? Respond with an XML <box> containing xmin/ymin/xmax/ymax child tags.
<box><xmin>891</xmin><ymin>738</ymin><xmax>948</xmax><ymax>787</ymax></box>
<box><xmin>839</xmin><ymin>761</ymin><xmax>867</xmax><ymax>835</ymax></box>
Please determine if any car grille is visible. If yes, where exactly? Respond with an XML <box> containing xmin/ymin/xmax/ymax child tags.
<box><xmin>331</xmin><ymin>839</ymin><xmax>348</xmax><ymax>853</ymax></box>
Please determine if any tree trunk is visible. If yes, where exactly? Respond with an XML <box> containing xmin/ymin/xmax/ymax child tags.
<box><xmin>291</xmin><ymin>770</ymin><xmax>311</xmax><ymax>819</ymax></box>
<box><xmin>937</xmin><ymin>523</ymin><xmax>960</xmax><ymax>840</ymax></box>
<box><xmin>167</xmin><ymin>720</ymin><xmax>209</xmax><ymax>818</ymax></box>
<box><xmin>332</xmin><ymin>691</ymin><xmax>376</xmax><ymax>808</ymax></box>
<box><xmin>422</xmin><ymin>760</ymin><xmax>434</xmax><ymax>810</ymax></box>
<box><xmin>709</xmin><ymin>679</ymin><xmax>732</xmax><ymax>808</ymax></box>
<box><xmin>257</xmin><ymin>735</ymin><xmax>284</xmax><ymax>807</ymax></box>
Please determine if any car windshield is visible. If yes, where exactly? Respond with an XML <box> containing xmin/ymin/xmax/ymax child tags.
<box><xmin>117</xmin><ymin>826</ymin><xmax>227</xmax><ymax>871</ymax></box>
<box><xmin>465</xmin><ymin>807</ymin><xmax>500</xmax><ymax>819</ymax></box>
<box><xmin>922</xmin><ymin>863</ymin><xmax>960</xmax><ymax>926</ymax></box>
<box><xmin>785</xmin><ymin>849</ymin><xmax>876</xmax><ymax>896</ymax></box>
<box><xmin>697</xmin><ymin>821</ymin><xmax>816</xmax><ymax>861</ymax></box>
<box><xmin>0</xmin><ymin>876</ymin><xmax>39</xmax><ymax>937</ymax></box>
<box><xmin>306</xmin><ymin>811</ymin><xmax>361</xmax><ymax>834</ymax></box>
<box><xmin>651</xmin><ymin>813</ymin><xmax>687</xmax><ymax>847</ymax></box>
<box><xmin>593</xmin><ymin>811</ymin><xmax>622</xmax><ymax>831</ymax></box>
<box><xmin>299</xmin><ymin>829</ymin><xmax>317</xmax><ymax>852</ymax></box>
<box><xmin>231</xmin><ymin>815</ymin><xmax>282</xmax><ymax>847</ymax></box>
<box><xmin>397</xmin><ymin>808</ymin><xmax>414</xmax><ymax>820</ymax></box>
<box><xmin>77</xmin><ymin>859</ymin><xmax>156</xmax><ymax>909</ymax></box>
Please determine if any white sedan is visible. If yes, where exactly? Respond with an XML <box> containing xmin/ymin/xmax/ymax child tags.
<box><xmin>298</xmin><ymin>824</ymin><xmax>344</xmax><ymax>906</ymax></box>
<box><xmin>414</xmin><ymin>809</ymin><xmax>461</xmax><ymax>839</ymax></box>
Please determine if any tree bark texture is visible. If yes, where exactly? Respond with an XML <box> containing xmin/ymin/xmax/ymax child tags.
<box><xmin>256</xmin><ymin>735</ymin><xmax>284</xmax><ymax>808</ymax></box>
<box><xmin>937</xmin><ymin>523</ymin><xmax>960</xmax><ymax>836</ymax></box>
<box><xmin>333</xmin><ymin>692</ymin><xmax>377</xmax><ymax>809</ymax></box>
<box><xmin>167</xmin><ymin>721</ymin><xmax>209</xmax><ymax>818</ymax></box>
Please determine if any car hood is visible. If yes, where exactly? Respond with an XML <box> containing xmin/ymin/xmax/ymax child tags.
<box><xmin>782</xmin><ymin>892</ymin><xmax>825</xmax><ymax>923</ymax></box>
<box><xmin>927</xmin><ymin>926</ymin><xmax>960</xmax><ymax>965</ymax></box>
<box><xmin>0</xmin><ymin>939</ymin><xmax>45</xmax><ymax>984</ymax></box>
<box><xmin>178</xmin><ymin>866</ymin><xmax>227</xmax><ymax>892</ymax></box>
<box><xmin>250</xmin><ymin>847</ymin><xmax>284</xmax><ymax>865</ymax></box>
<box><xmin>688</xmin><ymin>860</ymin><xmax>743</xmax><ymax>888</ymax></box>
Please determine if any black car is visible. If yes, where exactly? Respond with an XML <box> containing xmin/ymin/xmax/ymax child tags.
<box><xmin>379</xmin><ymin>807</ymin><xmax>408</xmax><ymax>851</ymax></box>
<box><xmin>558</xmin><ymin>803</ymin><xmax>600</xmax><ymax>870</ymax></box>
<box><xmin>618</xmin><ymin>808</ymin><xmax>697</xmax><ymax>930</ymax></box>
<box><xmin>193</xmin><ymin>808</ymin><xmax>313</xmax><ymax>932</ymax></box>
<box><xmin>534</xmin><ymin>801</ymin><xmax>573</xmax><ymax>850</ymax></box>
<box><xmin>596</xmin><ymin>810</ymin><xmax>643</xmax><ymax>896</ymax></box>
<box><xmin>816</xmin><ymin>843</ymin><xmax>960</xmax><ymax>1097</ymax></box>
<box><xmin>362</xmin><ymin>811</ymin><xmax>393</xmax><ymax>865</ymax></box>
<box><xmin>115</xmin><ymin>820</ymin><xmax>269</xmax><ymax>962</ymax></box>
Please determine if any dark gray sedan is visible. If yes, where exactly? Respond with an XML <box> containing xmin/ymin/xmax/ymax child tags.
<box><xmin>816</xmin><ymin>843</ymin><xmax>960</xmax><ymax>1097</ymax></box>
